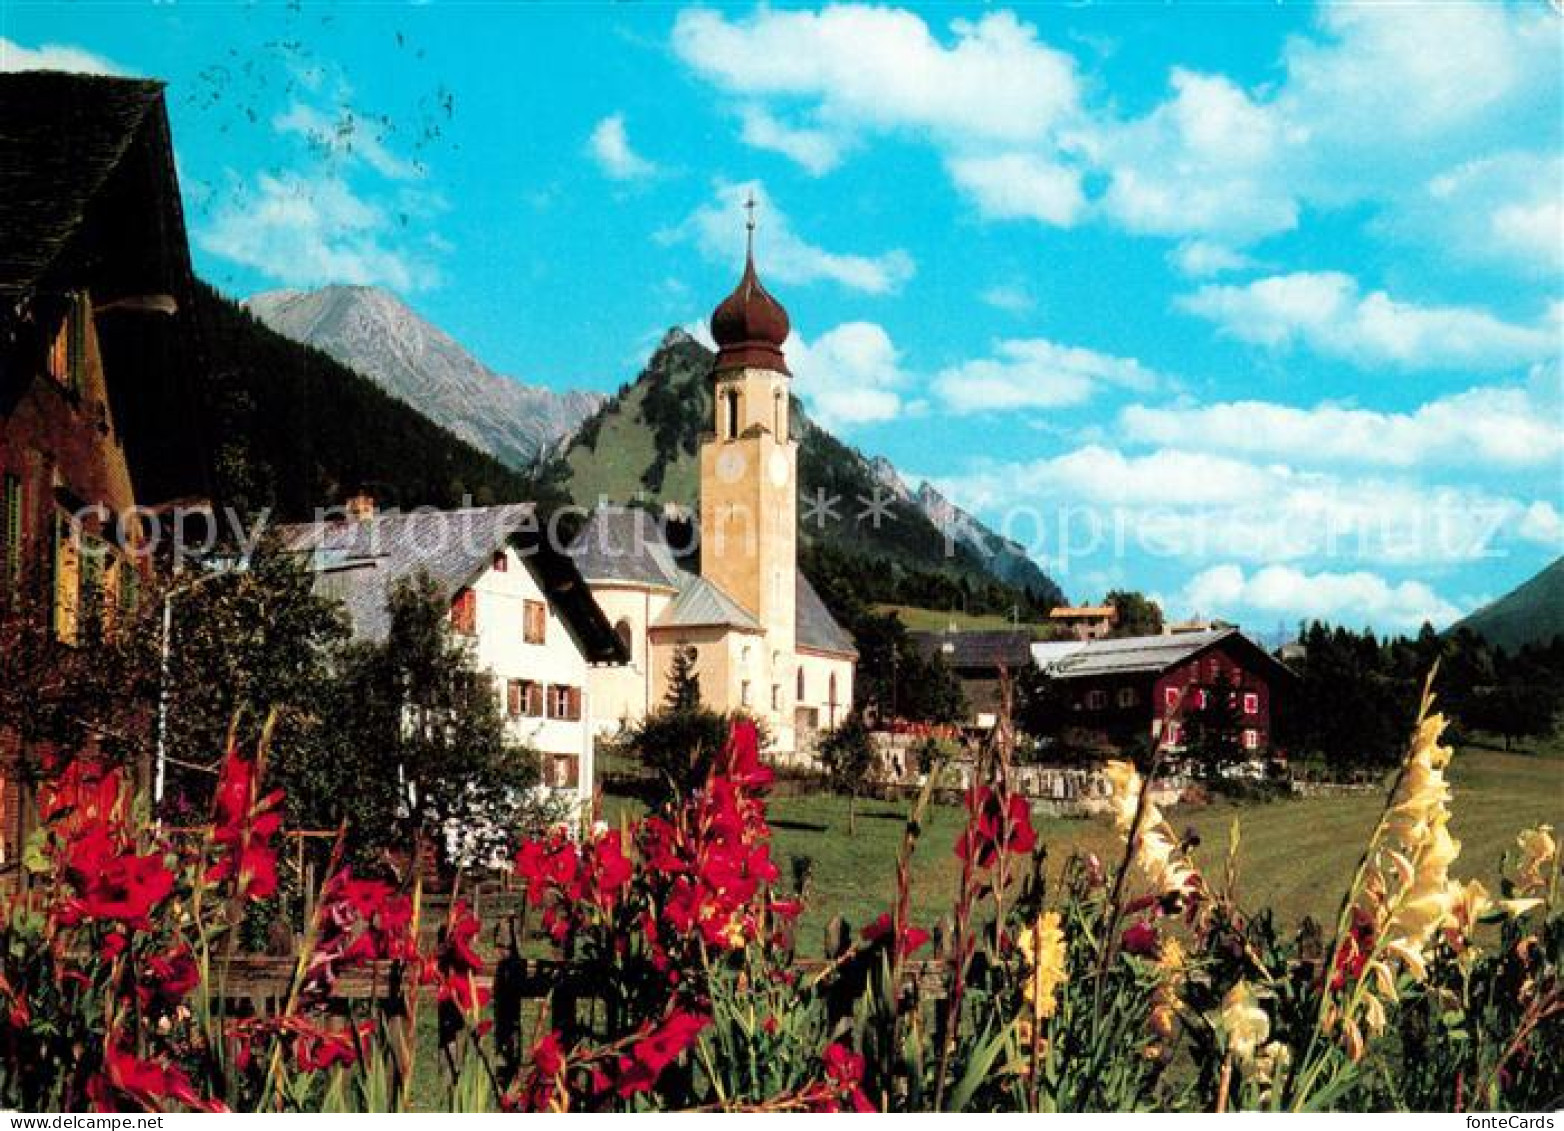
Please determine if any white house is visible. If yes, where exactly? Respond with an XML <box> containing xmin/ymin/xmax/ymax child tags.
<box><xmin>280</xmin><ymin>500</ymin><xmax>627</xmax><ymax>816</ymax></box>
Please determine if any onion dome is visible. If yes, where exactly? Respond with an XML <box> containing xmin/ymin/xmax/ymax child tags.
<box><xmin>710</xmin><ymin>222</ymin><xmax>790</xmax><ymax>375</ymax></box>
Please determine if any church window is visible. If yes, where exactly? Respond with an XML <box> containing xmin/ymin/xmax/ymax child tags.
<box><xmin>614</xmin><ymin>617</ymin><xmax>634</xmax><ymax>660</ymax></box>
<box><xmin>796</xmin><ymin>667</ymin><xmax>806</xmax><ymax>701</ymax></box>
<box><xmin>773</xmin><ymin>389</ymin><xmax>786</xmax><ymax>440</ymax></box>
<box><xmin>724</xmin><ymin>388</ymin><xmax>741</xmax><ymax>439</ymax></box>
<box><xmin>491</xmin><ymin>551</ymin><xmax>508</xmax><ymax>572</ymax></box>
<box><xmin>741</xmin><ymin>680</ymin><xmax>752</xmax><ymax>707</ymax></box>
<box><xmin>771</xmin><ymin>683</ymin><xmax>781</xmax><ymax>710</ymax></box>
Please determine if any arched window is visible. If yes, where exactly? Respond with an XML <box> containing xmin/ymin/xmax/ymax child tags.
<box><xmin>828</xmin><ymin>672</ymin><xmax>839</xmax><ymax>725</ymax></box>
<box><xmin>724</xmin><ymin>388</ymin><xmax>741</xmax><ymax>439</ymax></box>
<box><xmin>614</xmin><ymin>617</ymin><xmax>634</xmax><ymax>660</ymax></box>
<box><xmin>773</xmin><ymin>388</ymin><xmax>786</xmax><ymax>440</ymax></box>
<box><xmin>796</xmin><ymin>666</ymin><xmax>806</xmax><ymax>701</ymax></box>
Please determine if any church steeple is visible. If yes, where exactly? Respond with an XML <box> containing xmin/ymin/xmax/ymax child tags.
<box><xmin>709</xmin><ymin>194</ymin><xmax>791</xmax><ymax>375</ymax></box>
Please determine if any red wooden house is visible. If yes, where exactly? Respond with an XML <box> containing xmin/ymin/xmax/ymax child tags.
<box><xmin>1033</xmin><ymin>628</ymin><xmax>1297</xmax><ymax>757</ymax></box>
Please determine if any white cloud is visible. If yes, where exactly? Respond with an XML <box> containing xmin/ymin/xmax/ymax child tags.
<box><xmin>672</xmin><ymin>7</ymin><xmax>1081</xmax><ymax>148</ymax></box>
<box><xmin>1518</xmin><ymin>501</ymin><xmax>1564</xmax><ymax>550</ymax></box>
<box><xmin>1179</xmin><ymin>271</ymin><xmax>1552</xmax><ymax>368</ymax></box>
<box><xmin>588</xmin><ymin>114</ymin><xmax>656</xmax><ymax>180</ymax></box>
<box><xmin>946</xmin><ymin>152</ymin><xmax>1085</xmax><ymax>226</ymax></box>
<box><xmin>933</xmin><ymin>444</ymin><xmax>1536</xmax><ymax>569</ymax></box>
<box><xmin>1169</xmin><ymin>240</ymin><xmax>1254</xmax><ymax>278</ymax></box>
<box><xmin>273</xmin><ymin>102</ymin><xmax>424</xmax><ymax>181</ymax></box>
<box><xmin>671</xmin><ymin>1</ymin><xmax>1559</xmax><ymax>272</ymax></box>
<box><xmin>1182</xmin><ymin>564</ymin><xmax>1464</xmax><ymax>632</ymax></box>
<box><xmin>669</xmin><ymin>180</ymin><xmax>914</xmax><ymax>295</ymax></box>
<box><xmin>0</xmin><ymin>37</ymin><xmax>124</xmax><ymax>74</ymax></box>
<box><xmin>979</xmin><ymin>282</ymin><xmax>1035</xmax><ymax>314</ymax></box>
<box><xmin>1398</xmin><ymin>152</ymin><xmax>1564</xmax><ymax>277</ymax></box>
<box><xmin>788</xmin><ymin>321</ymin><xmax>910</xmax><ymax>427</ymax></box>
<box><xmin>738</xmin><ymin>107</ymin><xmax>845</xmax><ymax>175</ymax></box>
<box><xmin>1095</xmin><ymin>69</ymin><xmax>1298</xmax><ymax>243</ymax></box>
<box><xmin>1120</xmin><ymin>384</ymin><xmax>1564</xmax><ymax>471</ymax></box>
<box><xmin>934</xmin><ymin>339</ymin><xmax>1157</xmax><ymax>413</ymax></box>
<box><xmin>200</xmin><ymin>171</ymin><xmax>438</xmax><ymax>293</ymax></box>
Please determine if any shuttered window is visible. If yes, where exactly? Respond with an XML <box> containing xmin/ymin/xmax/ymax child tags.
<box><xmin>1</xmin><ymin>474</ymin><xmax>21</xmax><ymax>593</ymax></box>
<box><xmin>450</xmin><ymin>588</ymin><xmax>477</xmax><ymax>635</ymax></box>
<box><xmin>547</xmin><ymin>685</ymin><xmax>581</xmax><ymax>721</ymax></box>
<box><xmin>523</xmin><ymin>599</ymin><xmax>547</xmax><ymax>644</ymax></box>
<box><xmin>51</xmin><ymin>513</ymin><xmax>80</xmax><ymax>643</ymax></box>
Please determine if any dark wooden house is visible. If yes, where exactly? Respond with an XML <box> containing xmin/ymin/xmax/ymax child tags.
<box><xmin>0</xmin><ymin>72</ymin><xmax>204</xmax><ymax>866</ymax></box>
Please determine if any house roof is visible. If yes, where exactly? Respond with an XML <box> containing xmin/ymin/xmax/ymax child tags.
<box><xmin>654</xmin><ymin>575</ymin><xmax>761</xmax><ymax>632</ymax></box>
<box><xmin>0</xmin><ymin>73</ymin><xmax>187</xmax><ymax>301</ymax></box>
<box><xmin>911</xmin><ymin>629</ymin><xmax>1034</xmax><ymax>670</ymax></box>
<box><xmin>567</xmin><ymin>506</ymin><xmax>685</xmax><ymax>590</ymax></box>
<box><xmin>1033</xmin><ymin>627</ymin><xmax>1295</xmax><ymax>682</ymax></box>
<box><xmin>277</xmin><ymin>504</ymin><xmax>626</xmax><ymax>663</ymax></box>
<box><xmin>1050</xmin><ymin>605</ymin><xmax>1115</xmax><ymax>619</ymax></box>
<box><xmin>570</xmin><ymin>505</ymin><xmax>858</xmax><ymax>657</ymax></box>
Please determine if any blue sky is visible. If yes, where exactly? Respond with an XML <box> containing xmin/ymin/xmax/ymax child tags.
<box><xmin>4</xmin><ymin>2</ymin><xmax>1560</xmax><ymax>636</ymax></box>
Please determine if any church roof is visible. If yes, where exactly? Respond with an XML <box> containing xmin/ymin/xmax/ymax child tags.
<box><xmin>277</xmin><ymin>503</ymin><xmax>625</xmax><ymax>662</ymax></box>
<box><xmin>796</xmin><ymin>573</ymin><xmax>858</xmax><ymax>658</ymax></box>
<box><xmin>654</xmin><ymin>575</ymin><xmax>762</xmax><ymax>632</ymax></box>
<box><xmin>568</xmin><ymin>506</ymin><xmax>856</xmax><ymax>656</ymax></box>
<box><xmin>710</xmin><ymin>238</ymin><xmax>790</xmax><ymax>375</ymax></box>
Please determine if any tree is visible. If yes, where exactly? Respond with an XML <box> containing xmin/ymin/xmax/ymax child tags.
<box><xmin>664</xmin><ymin>645</ymin><xmax>702</xmax><ymax>712</ymax></box>
<box><xmin>321</xmin><ymin>573</ymin><xmax>542</xmax><ymax>869</ymax></box>
<box><xmin>1106</xmin><ymin>590</ymin><xmax>1163</xmax><ymax>637</ymax></box>
<box><xmin>631</xmin><ymin>647</ymin><xmax>732</xmax><ymax>803</ymax></box>
<box><xmin>1184</xmin><ymin>672</ymin><xmax>1243</xmax><ymax>780</ymax></box>
<box><xmin>160</xmin><ymin>544</ymin><xmax>349</xmax><ymax>822</ymax></box>
<box><xmin>1014</xmin><ymin>665</ymin><xmax>1070</xmax><ymax>749</ymax></box>
<box><xmin>816</xmin><ymin>713</ymin><xmax>876</xmax><ymax>834</ymax></box>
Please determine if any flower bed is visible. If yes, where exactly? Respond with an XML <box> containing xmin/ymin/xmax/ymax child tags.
<box><xmin>0</xmin><ymin>686</ymin><xmax>1558</xmax><ymax>1111</ymax></box>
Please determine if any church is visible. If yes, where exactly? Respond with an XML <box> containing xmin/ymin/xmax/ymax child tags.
<box><xmin>569</xmin><ymin>232</ymin><xmax>857</xmax><ymax>759</ymax></box>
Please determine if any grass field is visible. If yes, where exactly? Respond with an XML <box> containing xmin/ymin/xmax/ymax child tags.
<box><xmin>872</xmin><ymin>603</ymin><xmax>1053</xmax><ymax>636</ymax></box>
<box><xmin>606</xmin><ymin>733</ymin><xmax>1561</xmax><ymax>957</ymax></box>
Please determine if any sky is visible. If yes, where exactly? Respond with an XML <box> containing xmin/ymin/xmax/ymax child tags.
<box><xmin>3</xmin><ymin>1</ymin><xmax>1561</xmax><ymax>637</ymax></box>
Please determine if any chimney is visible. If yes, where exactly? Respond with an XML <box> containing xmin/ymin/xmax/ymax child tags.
<box><xmin>346</xmin><ymin>493</ymin><xmax>376</xmax><ymax>523</ymax></box>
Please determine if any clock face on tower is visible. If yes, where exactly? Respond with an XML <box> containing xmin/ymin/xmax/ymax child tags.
<box><xmin>768</xmin><ymin>450</ymin><xmax>790</xmax><ymax>486</ymax></box>
<box><xmin>716</xmin><ymin>449</ymin><xmax>747</xmax><ymax>483</ymax></box>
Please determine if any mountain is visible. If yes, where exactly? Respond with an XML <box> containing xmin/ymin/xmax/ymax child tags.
<box><xmin>154</xmin><ymin>282</ymin><xmax>536</xmax><ymax>519</ymax></box>
<box><xmin>538</xmin><ymin>329</ymin><xmax>1066</xmax><ymax>606</ymax></box>
<box><xmin>245</xmin><ymin>285</ymin><xmax>603</xmax><ymax>470</ymax></box>
<box><xmin>1451</xmin><ymin>557</ymin><xmax>1564</xmax><ymax>653</ymax></box>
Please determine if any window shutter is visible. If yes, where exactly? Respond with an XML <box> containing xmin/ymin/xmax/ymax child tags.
<box><xmin>68</xmin><ymin>293</ymin><xmax>87</xmax><ymax>395</ymax></box>
<box><xmin>507</xmin><ymin>680</ymin><xmax>522</xmax><ymax>717</ymax></box>
<box><xmin>568</xmin><ymin>687</ymin><xmax>582</xmax><ymax>721</ymax></box>
<box><xmin>1</xmin><ymin>475</ymin><xmax>20</xmax><ymax>593</ymax></box>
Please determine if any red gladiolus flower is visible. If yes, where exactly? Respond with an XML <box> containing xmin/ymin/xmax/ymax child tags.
<box><xmin>295</xmin><ymin>1027</ymin><xmax>360</xmax><ymax>1073</ymax></box>
<box><xmin>59</xmin><ymin>824</ymin><xmax>175</xmax><ymax>930</ymax></box>
<box><xmin>533</xmin><ymin>1031</ymin><xmax>565</xmax><ymax>1077</ymax></box>
<box><xmin>821</xmin><ymin>1043</ymin><xmax>876</xmax><ymax>1112</ymax></box>
<box><xmin>1330</xmin><ymin>909</ymin><xmax>1376</xmax><ymax>991</ymax></box>
<box><xmin>718</xmin><ymin>720</ymin><xmax>773</xmax><ymax>791</ymax></box>
<box><xmin>861</xmin><ymin>912</ymin><xmax>931</xmax><ymax>959</ymax></box>
<box><xmin>208</xmin><ymin>744</ymin><xmax>284</xmax><ymax>902</ymax></box>
<box><xmin>954</xmin><ymin>787</ymin><xmax>1036</xmax><ymax>867</ymax></box>
<box><xmin>1120</xmin><ymin>921</ymin><xmax>1161</xmax><ymax>959</ymax></box>
<box><xmin>87</xmin><ymin>1044</ymin><xmax>225</xmax><ymax>1113</ymax></box>
<box><xmin>615</xmin><ymin>1011</ymin><xmax>711</xmax><ymax>1097</ymax></box>
<box><xmin>137</xmin><ymin>946</ymin><xmax>201</xmax><ymax>1012</ymax></box>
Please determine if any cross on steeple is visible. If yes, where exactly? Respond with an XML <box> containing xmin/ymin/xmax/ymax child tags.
<box><xmin>743</xmin><ymin>191</ymin><xmax>758</xmax><ymax>258</ymax></box>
